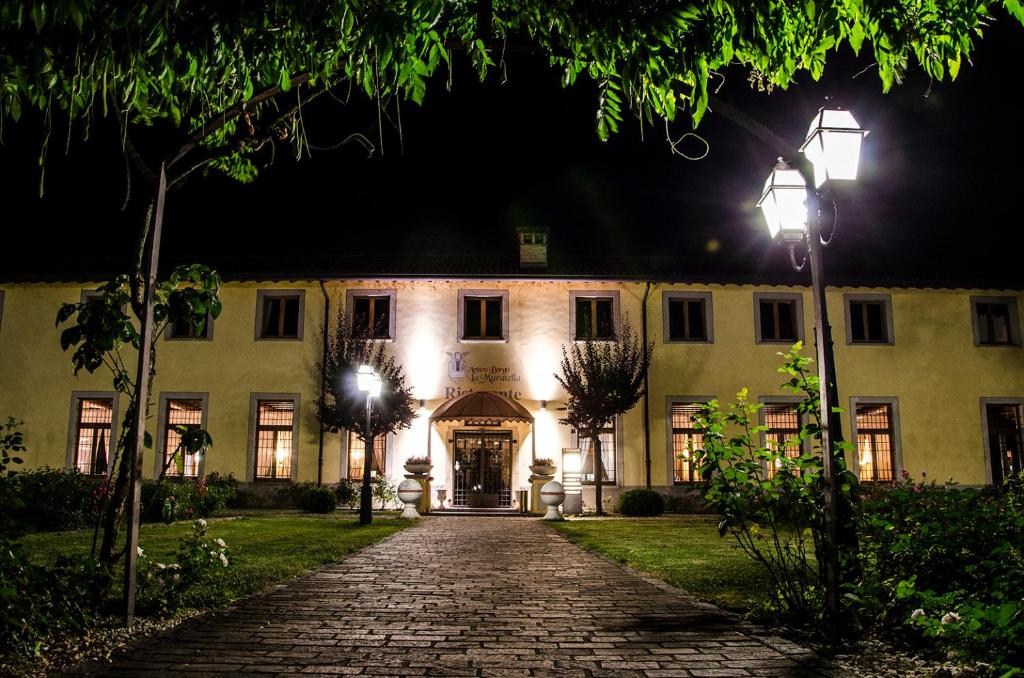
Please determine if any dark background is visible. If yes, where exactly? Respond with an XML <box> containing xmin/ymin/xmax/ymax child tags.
<box><xmin>2</xmin><ymin>17</ymin><xmax>1022</xmax><ymax>287</ymax></box>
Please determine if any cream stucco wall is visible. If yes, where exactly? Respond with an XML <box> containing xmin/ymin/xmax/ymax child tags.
<box><xmin>1</xmin><ymin>279</ymin><xmax>1021</xmax><ymax>496</ymax></box>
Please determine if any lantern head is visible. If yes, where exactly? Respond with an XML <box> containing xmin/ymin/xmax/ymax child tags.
<box><xmin>356</xmin><ymin>364</ymin><xmax>382</xmax><ymax>398</ymax></box>
<box><xmin>756</xmin><ymin>159</ymin><xmax>809</xmax><ymax>243</ymax></box>
<box><xmin>799</xmin><ymin>106</ymin><xmax>869</xmax><ymax>188</ymax></box>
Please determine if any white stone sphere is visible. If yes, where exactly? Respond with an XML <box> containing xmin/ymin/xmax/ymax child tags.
<box><xmin>540</xmin><ymin>481</ymin><xmax>566</xmax><ymax>507</ymax></box>
<box><xmin>397</xmin><ymin>479</ymin><xmax>423</xmax><ymax>505</ymax></box>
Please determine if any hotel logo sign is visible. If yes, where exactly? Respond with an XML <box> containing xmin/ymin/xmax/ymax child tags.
<box><xmin>443</xmin><ymin>351</ymin><xmax>524</xmax><ymax>401</ymax></box>
<box><xmin>447</xmin><ymin>351</ymin><xmax>470</xmax><ymax>380</ymax></box>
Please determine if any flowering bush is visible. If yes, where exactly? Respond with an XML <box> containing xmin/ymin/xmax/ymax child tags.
<box><xmin>853</xmin><ymin>474</ymin><xmax>1024</xmax><ymax>671</ymax></box>
<box><xmin>137</xmin><ymin>519</ymin><xmax>231</xmax><ymax>614</ymax></box>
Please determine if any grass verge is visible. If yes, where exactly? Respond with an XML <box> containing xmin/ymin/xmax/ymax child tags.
<box><xmin>547</xmin><ymin>515</ymin><xmax>770</xmax><ymax>610</ymax></box>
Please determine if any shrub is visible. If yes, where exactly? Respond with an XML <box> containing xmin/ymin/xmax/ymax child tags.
<box><xmin>9</xmin><ymin>467</ymin><xmax>100</xmax><ymax>532</ymax></box>
<box><xmin>141</xmin><ymin>479</ymin><xmax>201</xmax><ymax>523</ymax></box>
<box><xmin>334</xmin><ymin>479</ymin><xmax>360</xmax><ymax>508</ymax></box>
<box><xmin>615</xmin><ymin>489</ymin><xmax>665</xmax><ymax>516</ymax></box>
<box><xmin>200</xmin><ymin>472</ymin><xmax>239</xmax><ymax>513</ymax></box>
<box><xmin>295</xmin><ymin>485</ymin><xmax>337</xmax><ymax>513</ymax></box>
<box><xmin>137</xmin><ymin>519</ymin><xmax>230</xmax><ymax>614</ymax></box>
<box><xmin>661</xmin><ymin>492</ymin><xmax>708</xmax><ymax>514</ymax></box>
<box><xmin>372</xmin><ymin>474</ymin><xmax>398</xmax><ymax>509</ymax></box>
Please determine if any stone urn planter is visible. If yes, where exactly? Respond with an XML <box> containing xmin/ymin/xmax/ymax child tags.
<box><xmin>529</xmin><ymin>458</ymin><xmax>556</xmax><ymax>478</ymax></box>
<box><xmin>403</xmin><ymin>457</ymin><xmax>432</xmax><ymax>476</ymax></box>
<box><xmin>397</xmin><ymin>479</ymin><xmax>424</xmax><ymax>519</ymax></box>
<box><xmin>539</xmin><ymin>480</ymin><xmax>566</xmax><ymax>521</ymax></box>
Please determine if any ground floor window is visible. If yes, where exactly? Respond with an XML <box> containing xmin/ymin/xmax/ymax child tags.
<box><xmin>855</xmin><ymin>402</ymin><xmax>897</xmax><ymax>482</ymax></box>
<box><xmin>347</xmin><ymin>431</ymin><xmax>386</xmax><ymax>479</ymax></box>
<box><xmin>671</xmin><ymin>404</ymin><xmax>703</xmax><ymax>483</ymax></box>
<box><xmin>763</xmin><ymin>403</ymin><xmax>801</xmax><ymax>479</ymax></box>
<box><xmin>163</xmin><ymin>399</ymin><xmax>203</xmax><ymax>477</ymax></box>
<box><xmin>986</xmin><ymin>403</ymin><xmax>1023</xmax><ymax>485</ymax></box>
<box><xmin>575</xmin><ymin>422</ymin><xmax>616</xmax><ymax>484</ymax></box>
<box><xmin>73</xmin><ymin>397</ymin><xmax>114</xmax><ymax>476</ymax></box>
<box><xmin>254</xmin><ymin>400</ymin><xmax>294</xmax><ymax>479</ymax></box>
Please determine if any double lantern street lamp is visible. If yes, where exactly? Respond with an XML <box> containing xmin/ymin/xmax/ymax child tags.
<box><xmin>356</xmin><ymin>364</ymin><xmax>382</xmax><ymax>525</ymax></box>
<box><xmin>755</xmin><ymin>105</ymin><xmax>868</xmax><ymax>635</ymax></box>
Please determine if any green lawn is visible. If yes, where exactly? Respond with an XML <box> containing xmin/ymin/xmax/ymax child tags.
<box><xmin>18</xmin><ymin>513</ymin><xmax>412</xmax><ymax>608</ymax></box>
<box><xmin>548</xmin><ymin>515</ymin><xmax>770</xmax><ymax>610</ymax></box>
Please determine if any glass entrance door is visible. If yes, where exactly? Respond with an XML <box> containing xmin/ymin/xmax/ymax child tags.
<box><xmin>452</xmin><ymin>431</ymin><xmax>513</xmax><ymax>508</ymax></box>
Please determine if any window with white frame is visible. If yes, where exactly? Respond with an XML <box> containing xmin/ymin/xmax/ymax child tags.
<box><xmin>162</xmin><ymin>399</ymin><xmax>204</xmax><ymax>477</ymax></box>
<box><xmin>347</xmin><ymin>431</ymin><xmax>387</xmax><ymax>479</ymax></box>
<box><xmin>72</xmin><ymin>397</ymin><xmax>115</xmax><ymax>476</ymax></box>
<box><xmin>574</xmin><ymin>422</ymin><xmax>616</xmax><ymax>483</ymax></box>
<box><xmin>253</xmin><ymin>399</ymin><xmax>295</xmax><ymax>479</ymax></box>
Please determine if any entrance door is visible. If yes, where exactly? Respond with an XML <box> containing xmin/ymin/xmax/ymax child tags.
<box><xmin>987</xmin><ymin>404</ymin><xmax>1023</xmax><ymax>485</ymax></box>
<box><xmin>452</xmin><ymin>431</ymin><xmax>512</xmax><ymax>508</ymax></box>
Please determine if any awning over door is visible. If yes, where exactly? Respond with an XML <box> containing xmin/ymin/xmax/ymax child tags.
<box><xmin>429</xmin><ymin>391</ymin><xmax>533</xmax><ymax>423</ymax></box>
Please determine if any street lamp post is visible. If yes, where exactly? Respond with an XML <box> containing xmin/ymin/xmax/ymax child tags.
<box><xmin>755</xmin><ymin>105</ymin><xmax>868</xmax><ymax>637</ymax></box>
<box><xmin>356</xmin><ymin>363</ymin><xmax>382</xmax><ymax>525</ymax></box>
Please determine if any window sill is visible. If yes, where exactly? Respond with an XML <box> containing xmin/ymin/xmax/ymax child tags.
<box><xmin>664</xmin><ymin>338</ymin><xmax>713</xmax><ymax>345</ymax></box>
<box><xmin>459</xmin><ymin>337</ymin><xmax>508</xmax><ymax>344</ymax></box>
<box><xmin>255</xmin><ymin>336</ymin><xmax>303</xmax><ymax>342</ymax></box>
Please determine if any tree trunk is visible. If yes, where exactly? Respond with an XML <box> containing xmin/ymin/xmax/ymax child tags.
<box><xmin>591</xmin><ymin>433</ymin><xmax>605</xmax><ymax>516</ymax></box>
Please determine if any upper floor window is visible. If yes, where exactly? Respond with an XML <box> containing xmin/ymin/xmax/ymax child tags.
<box><xmin>763</xmin><ymin>402</ymin><xmax>802</xmax><ymax>478</ymax></box>
<box><xmin>845</xmin><ymin>295</ymin><xmax>893</xmax><ymax>344</ymax></box>
<box><xmin>574</xmin><ymin>421</ymin><xmax>617</xmax><ymax>484</ymax></box>
<box><xmin>253</xmin><ymin>399</ymin><xmax>295</xmax><ymax>480</ymax></box>
<box><xmin>167</xmin><ymin>314</ymin><xmax>212</xmax><ymax>340</ymax></box>
<box><xmin>972</xmin><ymin>297</ymin><xmax>1021</xmax><ymax>346</ymax></box>
<box><xmin>256</xmin><ymin>290</ymin><xmax>305</xmax><ymax>340</ymax></box>
<box><xmin>671</xmin><ymin>403</ymin><xmax>704</xmax><ymax>483</ymax></box>
<box><xmin>162</xmin><ymin>398</ymin><xmax>204</xmax><ymax>477</ymax></box>
<box><xmin>347</xmin><ymin>431</ymin><xmax>387</xmax><ymax>479</ymax></box>
<box><xmin>572</xmin><ymin>292</ymin><xmax>618</xmax><ymax>341</ymax></box>
<box><xmin>755</xmin><ymin>293</ymin><xmax>803</xmax><ymax>344</ymax></box>
<box><xmin>458</xmin><ymin>290</ymin><xmax>508</xmax><ymax>342</ymax></box>
<box><xmin>72</xmin><ymin>396</ymin><xmax>115</xmax><ymax>476</ymax></box>
<box><xmin>664</xmin><ymin>292</ymin><xmax>713</xmax><ymax>343</ymax></box>
<box><xmin>354</xmin><ymin>296</ymin><xmax>391</xmax><ymax>339</ymax></box>
<box><xmin>854</xmin><ymin>402</ymin><xmax>897</xmax><ymax>482</ymax></box>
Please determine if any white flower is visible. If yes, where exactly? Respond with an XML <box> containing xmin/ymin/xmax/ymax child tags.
<box><xmin>157</xmin><ymin>562</ymin><xmax>166</xmax><ymax>570</ymax></box>
<box><xmin>911</xmin><ymin>609</ymin><xmax>926</xmax><ymax>620</ymax></box>
<box><xmin>167</xmin><ymin>563</ymin><xmax>181</xmax><ymax>570</ymax></box>
<box><xmin>209</xmin><ymin>550</ymin><xmax>217</xmax><ymax>557</ymax></box>
<box><xmin>197</xmin><ymin>519</ymin><xmax>207</xmax><ymax>528</ymax></box>
<box><xmin>219</xmin><ymin>553</ymin><xmax>229</xmax><ymax>568</ymax></box>
<box><xmin>215</xmin><ymin>538</ymin><xmax>226</xmax><ymax>548</ymax></box>
<box><xmin>941</xmin><ymin>612</ymin><xmax>960</xmax><ymax>625</ymax></box>
<box><xmin>172</xmin><ymin>574</ymin><xmax>181</xmax><ymax>584</ymax></box>
<box><xmin>137</xmin><ymin>547</ymin><xmax>145</xmax><ymax>558</ymax></box>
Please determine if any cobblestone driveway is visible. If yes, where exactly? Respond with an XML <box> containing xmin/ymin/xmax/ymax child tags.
<box><xmin>93</xmin><ymin>517</ymin><xmax>830</xmax><ymax>677</ymax></box>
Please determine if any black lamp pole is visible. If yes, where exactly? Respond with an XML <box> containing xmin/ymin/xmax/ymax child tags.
<box><xmin>359</xmin><ymin>393</ymin><xmax>375</xmax><ymax>525</ymax></box>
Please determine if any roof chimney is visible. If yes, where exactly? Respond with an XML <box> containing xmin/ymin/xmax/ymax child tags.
<box><xmin>516</xmin><ymin>226</ymin><xmax>549</xmax><ymax>271</ymax></box>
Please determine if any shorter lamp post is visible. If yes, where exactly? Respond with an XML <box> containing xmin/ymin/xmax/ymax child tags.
<box><xmin>754</xmin><ymin>105</ymin><xmax>868</xmax><ymax>637</ymax></box>
<box><xmin>561</xmin><ymin>448</ymin><xmax>583</xmax><ymax>515</ymax></box>
<box><xmin>356</xmin><ymin>363</ymin><xmax>382</xmax><ymax>525</ymax></box>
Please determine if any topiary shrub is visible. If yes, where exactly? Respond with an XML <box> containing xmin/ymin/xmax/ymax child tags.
<box><xmin>296</xmin><ymin>485</ymin><xmax>337</xmax><ymax>513</ymax></box>
<box><xmin>615</xmin><ymin>489</ymin><xmax>665</xmax><ymax>517</ymax></box>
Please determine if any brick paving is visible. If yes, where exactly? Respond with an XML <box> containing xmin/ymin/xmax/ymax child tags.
<box><xmin>87</xmin><ymin>517</ymin><xmax>831</xmax><ymax>677</ymax></box>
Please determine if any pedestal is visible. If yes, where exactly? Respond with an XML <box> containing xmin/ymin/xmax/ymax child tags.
<box><xmin>530</xmin><ymin>475</ymin><xmax>553</xmax><ymax>515</ymax></box>
<box><xmin>406</xmin><ymin>475</ymin><xmax>431</xmax><ymax>514</ymax></box>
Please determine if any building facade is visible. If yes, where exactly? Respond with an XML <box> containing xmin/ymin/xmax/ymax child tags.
<box><xmin>1</xmin><ymin>247</ymin><xmax>1022</xmax><ymax>509</ymax></box>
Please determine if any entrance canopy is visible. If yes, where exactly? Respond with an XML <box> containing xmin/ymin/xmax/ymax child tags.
<box><xmin>429</xmin><ymin>391</ymin><xmax>533</xmax><ymax>423</ymax></box>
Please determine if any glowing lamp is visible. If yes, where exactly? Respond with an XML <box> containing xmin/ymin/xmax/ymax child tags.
<box><xmin>562</xmin><ymin>449</ymin><xmax>582</xmax><ymax>474</ymax></box>
<box><xmin>356</xmin><ymin>364</ymin><xmax>381</xmax><ymax>398</ymax></box>
<box><xmin>756</xmin><ymin>159</ymin><xmax>808</xmax><ymax>243</ymax></box>
<box><xmin>799</xmin><ymin>106</ymin><xmax>868</xmax><ymax>188</ymax></box>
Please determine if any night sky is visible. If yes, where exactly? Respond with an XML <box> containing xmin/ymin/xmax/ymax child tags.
<box><xmin>2</xmin><ymin>17</ymin><xmax>1022</xmax><ymax>287</ymax></box>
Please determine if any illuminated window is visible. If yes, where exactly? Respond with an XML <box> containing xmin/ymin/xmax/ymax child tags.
<box><xmin>73</xmin><ymin>398</ymin><xmax>114</xmax><ymax>476</ymax></box>
<box><xmin>755</xmin><ymin>293</ymin><xmax>802</xmax><ymax>343</ymax></box>
<box><xmin>972</xmin><ymin>297</ymin><xmax>1021</xmax><ymax>346</ymax></box>
<box><xmin>353</xmin><ymin>296</ymin><xmax>391</xmax><ymax>339</ymax></box>
<box><xmin>671</xmin><ymin>403</ymin><xmax>704</xmax><ymax>483</ymax></box>
<box><xmin>855</xmin><ymin>403</ymin><xmax>896</xmax><ymax>482</ymax></box>
<box><xmin>254</xmin><ymin>400</ymin><xmax>294</xmax><ymax>479</ymax></box>
<box><xmin>984</xmin><ymin>402</ymin><xmax>1023</xmax><ymax>485</ymax></box>
<box><xmin>256</xmin><ymin>290</ymin><xmax>304</xmax><ymax>339</ymax></box>
<box><xmin>574</xmin><ymin>422</ymin><xmax>616</xmax><ymax>483</ymax></box>
<box><xmin>163</xmin><ymin>399</ymin><xmax>203</xmax><ymax>477</ymax></box>
<box><xmin>846</xmin><ymin>296</ymin><xmax>892</xmax><ymax>344</ymax></box>
<box><xmin>458</xmin><ymin>289</ymin><xmax>508</xmax><ymax>342</ymax></box>
<box><xmin>347</xmin><ymin>431</ymin><xmax>387</xmax><ymax>479</ymax></box>
<box><xmin>763</xmin><ymin>403</ymin><xmax>802</xmax><ymax>478</ymax></box>
<box><xmin>664</xmin><ymin>292</ymin><xmax>713</xmax><ymax>342</ymax></box>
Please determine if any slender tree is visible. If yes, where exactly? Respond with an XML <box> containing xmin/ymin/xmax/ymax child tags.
<box><xmin>316</xmin><ymin>307</ymin><xmax>416</xmax><ymax>525</ymax></box>
<box><xmin>555</xmin><ymin>317</ymin><xmax>653</xmax><ymax>515</ymax></box>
